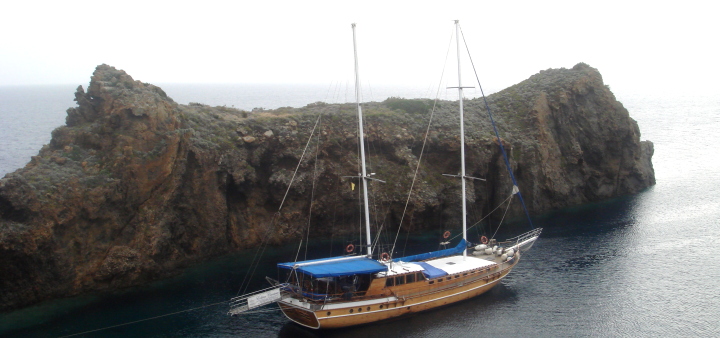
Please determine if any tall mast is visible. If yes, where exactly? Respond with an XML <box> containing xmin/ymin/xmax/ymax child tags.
<box><xmin>352</xmin><ymin>23</ymin><xmax>373</xmax><ymax>258</ymax></box>
<box><xmin>455</xmin><ymin>20</ymin><xmax>468</xmax><ymax>259</ymax></box>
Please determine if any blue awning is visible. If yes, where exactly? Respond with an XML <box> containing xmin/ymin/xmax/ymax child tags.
<box><xmin>394</xmin><ymin>239</ymin><xmax>467</xmax><ymax>262</ymax></box>
<box><xmin>278</xmin><ymin>256</ymin><xmax>388</xmax><ymax>278</ymax></box>
<box><xmin>415</xmin><ymin>262</ymin><xmax>448</xmax><ymax>279</ymax></box>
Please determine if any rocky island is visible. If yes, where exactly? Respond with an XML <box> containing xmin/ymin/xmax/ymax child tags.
<box><xmin>0</xmin><ymin>64</ymin><xmax>654</xmax><ymax>311</ymax></box>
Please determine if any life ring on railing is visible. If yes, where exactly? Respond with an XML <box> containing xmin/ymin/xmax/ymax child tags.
<box><xmin>480</xmin><ymin>236</ymin><xmax>489</xmax><ymax>244</ymax></box>
<box><xmin>443</xmin><ymin>231</ymin><xmax>451</xmax><ymax>239</ymax></box>
<box><xmin>381</xmin><ymin>252</ymin><xmax>390</xmax><ymax>261</ymax></box>
<box><xmin>346</xmin><ymin>243</ymin><xmax>355</xmax><ymax>253</ymax></box>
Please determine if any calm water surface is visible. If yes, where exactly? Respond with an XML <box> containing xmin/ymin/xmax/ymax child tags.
<box><xmin>0</xmin><ymin>86</ymin><xmax>718</xmax><ymax>337</ymax></box>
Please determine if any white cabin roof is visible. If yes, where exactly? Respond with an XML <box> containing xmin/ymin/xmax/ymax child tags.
<box><xmin>375</xmin><ymin>255</ymin><xmax>497</xmax><ymax>278</ymax></box>
<box><xmin>424</xmin><ymin>255</ymin><xmax>497</xmax><ymax>275</ymax></box>
<box><xmin>375</xmin><ymin>261</ymin><xmax>425</xmax><ymax>277</ymax></box>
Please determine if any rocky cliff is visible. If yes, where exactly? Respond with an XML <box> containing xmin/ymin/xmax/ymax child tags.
<box><xmin>0</xmin><ymin>63</ymin><xmax>654</xmax><ymax>311</ymax></box>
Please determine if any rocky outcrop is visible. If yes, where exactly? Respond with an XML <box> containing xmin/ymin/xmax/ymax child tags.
<box><xmin>482</xmin><ymin>63</ymin><xmax>656</xmax><ymax>212</ymax></box>
<box><xmin>0</xmin><ymin>63</ymin><xmax>654</xmax><ymax>311</ymax></box>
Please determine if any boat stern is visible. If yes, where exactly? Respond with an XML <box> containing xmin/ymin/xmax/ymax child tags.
<box><xmin>279</xmin><ymin>301</ymin><xmax>321</xmax><ymax>329</ymax></box>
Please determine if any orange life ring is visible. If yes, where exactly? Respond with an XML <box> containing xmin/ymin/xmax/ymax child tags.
<box><xmin>346</xmin><ymin>244</ymin><xmax>355</xmax><ymax>253</ymax></box>
<box><xmin>443</xmin><ymin>231</ymin><xmax>451</xmax><ymax>239</ymax></box>
<box><xmin>480</xmin><ymin>236</ymin><xmax>489</xmax><ymax>244</ymax></box>
<box><xmin>381</xmin><ymin>252</ymin><xmax>390</xmax><ymax>261</ymax></box>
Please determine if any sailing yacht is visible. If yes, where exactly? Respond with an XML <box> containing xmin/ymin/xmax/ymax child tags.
<box><xmin>228</xmin><ymin>21</ymin><xmax>541</xmax><ymax>329</ymax></box>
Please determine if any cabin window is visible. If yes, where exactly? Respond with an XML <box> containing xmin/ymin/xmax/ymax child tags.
<box><xmin>367</xmin><ymin>306</ymin><xmax>371</xmax><ymax>311</ymax></box>
<box><xmin>438</xmin><ymin>278</ymin><xmax>443</xmax><ymax>282</ymax></box>
<box><xmin>386</xmin><ymin>277</ymin><xmax>394</xmax><ymax>287</ymax></box>
<box><xmin>406</xmin><ymin>273</ymin><xmax>416</xmax><ymax>283</ymax></box>
<box><xmin>429</xmin><ymin>281</ymin><xmax>435</xmax><ymax>285</ymax></box>
<box><xmin>455</xmin><ymin>275</ymin><xmax>460</xmax><ymax>278</ymax></box>
<box><xmin>395</xmin><ymin>276</ymin><xmax>405</xmax><ymax>285</ymax></box>
<box><xmin>417</xmin><ymin>272</ymin><xmax>425</xmax><ymax>280</ymax></box>
<box><xmin>349</xmin><ymin>309</ymin><xmax>354</xmax><ymax>313</ymax></box>
<box><xmin>447</xmin><ymin>276</ymin><xmax>452</xmax><ymax>280</ymax></box>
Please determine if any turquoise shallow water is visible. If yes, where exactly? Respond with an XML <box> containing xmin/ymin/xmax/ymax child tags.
<box><xmin>0</xmin><ymin>86</ymin><xmax>718</xmax><ymax>337</ymax></box>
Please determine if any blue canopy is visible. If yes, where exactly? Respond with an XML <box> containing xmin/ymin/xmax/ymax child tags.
<box><xmin>278</xmin><ymin>256</ymin><xmax>387</xmax><ymax>278</ymax></box>
<box><xmin>394</xmin><ymin>239</ymin><xmax>467</xmax><ymax>262</ymax></box>
<box><xmin>415</xmin><ymin>262</ymin><xmax>448</xmax><ymax>279</ymax></box>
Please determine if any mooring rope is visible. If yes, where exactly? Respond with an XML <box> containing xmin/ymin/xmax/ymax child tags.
<box><xmin>57</xmin><ymin>299</ymin><xmax>229</xmax><ymax>338</ymax></box>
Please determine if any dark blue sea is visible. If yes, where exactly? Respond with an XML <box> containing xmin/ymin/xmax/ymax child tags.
<box><xmin>0</xmin><ymin>84</ymin><xmax>718</xmax><ymax>337</ymax></box>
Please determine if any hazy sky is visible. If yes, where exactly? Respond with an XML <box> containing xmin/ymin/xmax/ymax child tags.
<box><xmin>1</xmin><ymin>0</ymin><xmax>717</xmax><ymax>95</ymax></box>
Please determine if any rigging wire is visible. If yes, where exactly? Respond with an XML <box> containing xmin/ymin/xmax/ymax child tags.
<box><xmin>277</xmin><ymin>114</ymin><xmax>321</xmax><ymax>265</ymax></box>
<box><xmin>458</xmin><ymin>25</ymin><xmax>535</xmax><ymax>229</ymax></box>
<box><xmin>279</xmin><ymin>115</ymin><xmax>323</xmax><ymax>212</ymax></box>
<box><xmin>329</xmin><ymin>166</ymin><xmax>341</xmax><ymax>255</ymax></box>
<box><xmin>236</xmin><ymin>213</ymin><xmax>277</xmax><ymax>296</ymax></box>
<box><xmin>352</xmin><ymin>88</ymin><xmax>364</xmax><ymax>251</ymax></box>
<box><xmin>303</xmin><ymin>116</ymin><xmax>323</xmax><ymax>260</ymax></box>
<box><xmin>356</xmin><ymin>117</ymin><xmax>363</xmax><ymax>252</ymax></box>
<box><xmin>366</xmin><ymin>136</ymin><xmax>392</xmax><ymax>257</ymax></box>
<box><xmin>390</xmin><ymin>24</ymin><xmax>456</xmax><ymax>258</ymax></box>
<box><xmin>400</xmin><ymin>213</ymin><xmax>413</xmax><ymax>257</ymax></box>
<box><xmin>448</xmin><ymin>192</ymin><xmax>514</xmax><ymax>242</ymax></box>
<box><xmin>322</xmin><ymin>84</ymin><xmax>340</xmax><ymax>257</ymax></box>
<box><xmin>237</xmin><ymin>115</ymin><xmax>321</xmax><ymax>297</ymax></box>
<box><xmin>325</xmin><ymin>80</ymin><xmax>335</xmax><ymax>103</ymax></box>
<box><xmin>490</xmin><ymin>193</ymin><xmax>514</xmax><ymax>240</ymax></box>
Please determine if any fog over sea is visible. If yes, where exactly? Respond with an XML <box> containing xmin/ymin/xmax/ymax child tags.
<box><xmin>0</xmin><ymin>84</ymin><xmax>718</xmax><ymax>337</ymax></box>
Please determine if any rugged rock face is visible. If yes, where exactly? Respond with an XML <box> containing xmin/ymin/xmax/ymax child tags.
<box><xmin>0</xmin><ymin>63</ymin><xmax>654</xmax><ymax>311</ymax></box>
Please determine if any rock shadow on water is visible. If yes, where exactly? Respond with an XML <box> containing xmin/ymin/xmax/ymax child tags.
<box><xmin>532</xmin><ymin>193</ymin><xmax>643</xmax><ymax>239</ymax></box>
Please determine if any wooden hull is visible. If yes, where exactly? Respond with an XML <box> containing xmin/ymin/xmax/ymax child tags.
<box><xmin>279</xmin><ymin>262</ymin><xmax>512</xmax><ymax>329</ymax></box>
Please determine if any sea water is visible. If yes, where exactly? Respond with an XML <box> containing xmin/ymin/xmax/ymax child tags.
<box><xmin>0</xmin><ymin>85</ymin><xmax>718</xmax><ymax>337</ymax></box>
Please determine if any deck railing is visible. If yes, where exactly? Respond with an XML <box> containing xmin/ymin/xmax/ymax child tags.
<box><xmin>228</xmin><ymin>284</ymin><xmax>287</xmax><ymax>315</ymax></box>
<box><xmin>504</xmin><ymin>228</ymin><xmax>542</xmax><ymax>244</ymax></box>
